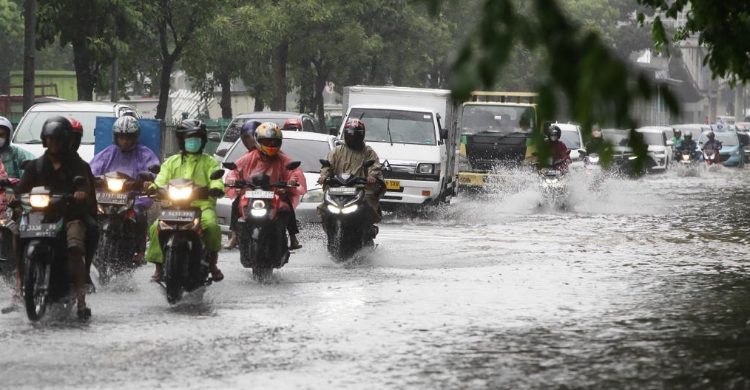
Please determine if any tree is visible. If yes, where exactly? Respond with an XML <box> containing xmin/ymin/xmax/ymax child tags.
<box><xmin>36</xmin><ymin>0</ymin><xmax>143</xmax><ymax>101</ymax></box>
<box><xmin>0</xmin><ymin>0</ymin><xmax>23</xmax><ymax>94</ymax></box>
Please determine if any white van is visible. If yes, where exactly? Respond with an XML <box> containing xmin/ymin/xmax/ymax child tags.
<box><xmin>341</xmin><ymin>86</ymin><xmax>460</xmax><ymax>206</ymax></box>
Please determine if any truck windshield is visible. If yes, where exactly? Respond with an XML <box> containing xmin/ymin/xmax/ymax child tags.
<box><xmin>461</xmin><ymin>104</ymin><xmax>535</xmax><ymax>135</ymax></box>
<box><xmin>349</xmin><ymin>109</ymin><xmax>436</xmax><ymax>145</ymax></box>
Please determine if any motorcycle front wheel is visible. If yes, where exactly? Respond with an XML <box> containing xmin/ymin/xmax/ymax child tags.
<box><xmin>23</xmin><ymin>254</ymin><xmax>50</xmax><ymax>321</ymax></box>
<box><xmin>163</xmin><ymin>246</ymin><xmax>185</xmax><ymax>304</ymax></box>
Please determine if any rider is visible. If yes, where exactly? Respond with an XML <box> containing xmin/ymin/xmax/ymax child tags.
<box><xmin>224</xmin><ymin>120</ymin><xmax>260</xmax><ymax>250</ymax></box>
<box><xmin>0</xmin><ymin>116</ymin><xmax>35</xmax><ymax>182</ymax></box>
<box><xmin>14</xmin><ymin>116</ymin><xmax>97</xmax><ymax>319</ymax></box>
<box><xmin>701</xmin><ymin>130</ymin><xmax>723</xmax><ymax>163</ymax></box>
<box><xmin>146</xmin><ymin>119</ymin><xmax>225</xmax><ymax>282</ymax></box>
<box><xmin>89</xmin><ymin>116</ymin><xmax>160</xmax><ymax>263</ymax></box>
<box><xmin>317</xmin><ymin>119</ymin><xmax>385</xmax><ymax>234</ymax></box>
<box><xmin>584</xmin><ymin>125</ymin><xmax>605</xmax><ymax>155</ymax></box>
<box><xmin>675</xmin><ymin>131</ymin><xmax>699</xmax><ymax>160</ymax></box>
<box><xmin>670</xmin><ymin>129</ymin><xmax>683</xmax><ymax>147</ymax></box>
<box><xmin>225</xmin><ymin>122</ymin><xmax>307</xmax><ymax>250</ymax></box>
<box><xmin>541</xmin><ymin>125</ymin><xmax>571</xmax><ymax>168</ymax></box>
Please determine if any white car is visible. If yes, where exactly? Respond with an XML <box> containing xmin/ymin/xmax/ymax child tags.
<box><xmin>636</xmin><ymin>126</ymin><xmax>672</xmax><ymax>171</ymax></box>
<box><xmin>216</xmin><ymin>131</ymin><xmax>336</xmax><ymax>235</ymax></box>
<box><xmin>11</xmin><ymin>101</ymin><xmax>139</xmax><ymax>162</ymax></box>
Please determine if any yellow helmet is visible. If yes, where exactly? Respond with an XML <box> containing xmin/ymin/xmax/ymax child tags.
<box><xmin>254</xmin><ymin>122</ymin><xmax>283</xmax><ymax>157</ymax></box>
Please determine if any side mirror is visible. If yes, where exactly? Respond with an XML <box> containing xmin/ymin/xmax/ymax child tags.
<box><xmin>215</xmin><ymin>149</ymin><xmax>228</xmax><ymax>158</ymax></box>
<box><xmin>148</xmin><ymin>164</ymin><xmax>161</xmax><ymax>174</ymax></box>
<box><xmin>578</xmin><ymin>149</ymin><xmax>586</xmax><ymax>157</ymax></box>
<box><xmin>565</xmin><ymin>149</ymin><xmax>572</xmax><ymax>155</ymax></box>
<box><xmin>440</xmin><ymin>128</ymin><xmax>449</xmax><ymax>140</ymax></box>
<box><xmin>222</xmin><ymin>162</ymin><xmax>237</xmax><ymax>170</ymax></box>
<box><xmin>286</xmin><ymin>161</ymin><xmax>301</xmax><ymax>170</ymax></box>
<box><xmin>208</xmin><ymin>132</ymin><xmax>221</xmax><ymax>142</ymax></box>
<box><xmin>666</xmin><ymin>140</ymin><xmax>674</xmax><ymax>146</ymax></box>
<box><xmin>137</xmin><ymin>172</ymin><xmax>155</xmax><ymax>182</ymax></box>
<box><xmin>210</xmin><ymin>169</ymin><xmax>225</xmax><ymax>180</ymax></box>
<box><xmin>319</xmin><ymin>159</ymin><xmax>332</xmax><ymax>168</ymax></box>
<box><xmin>334</xmin><ymin>139</ymin><xmax>343</xmax><ymax>146</ymax></box>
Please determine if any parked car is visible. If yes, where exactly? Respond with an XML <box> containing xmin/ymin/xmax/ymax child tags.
<box><xmin>216</xmin><ymin>131</ymin><xmax>337</xmax><ymax>235</ymax></box>
<box><xmin>636</xmin><ymin>127</ymin><xmax>671</xmax><ymax>171</ymax></box>
<box><xmin>698</xmin><ymin>130</ymin><xmax>745</xmax><ymax>168</ymax></box>
<box><xmin>211</xmin><ymin>112</ymin><xmax>324</xmax><ymax>161</ymax></box>
<box><xmin>12</xmin><ymin>101</ymin><xmax>139</xmax><ymax>161</ymax></box>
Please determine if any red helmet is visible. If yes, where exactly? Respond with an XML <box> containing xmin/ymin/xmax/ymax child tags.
<box><xmin>68</xmin><ymin>117</ymin><xmax>84</xmax><ymax>152</ymax></box>
<box><xmin>282</xmin><ymin>119</ymin><xmax>302</xmax><ymax>131</ymax></box>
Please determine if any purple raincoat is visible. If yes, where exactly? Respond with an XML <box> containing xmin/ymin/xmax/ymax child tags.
<box><xmin>90</xmin><ymin>144</ymin><xmax>161</xmax><ymax>212</ymax></box>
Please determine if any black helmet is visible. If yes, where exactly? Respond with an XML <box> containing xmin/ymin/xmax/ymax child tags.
<box><xmin>176</xmin><ymin>119</ymin><xmax>207</xmax><ymax>153</ymax></box>
<box><xmin>674</xmin><ymin>129</ymin><xmax>681</xmax><ymax>138</ymax></box>
<box><xmin>41</xmin><ymin>116</ymin><xmax>73</xmax><ymax>149</ymax></box>
<box><xmin>546</xmin><ymin>125</ymin><xmax>562</xmax><ymax>142</ymax></box>
<box><xmin>684</xmin><ymin>131</ymin><xmax>692</xmax><ymax>140</ymax></box>
<box><xmin>343</xmin><ymin>119</ymin><xmax>366</xmax><ymax>149</ymax></box>
<box><xmin>706</xmin><ymin>130</ymin><xmax>715</xmax><ymax>141</ymax></box>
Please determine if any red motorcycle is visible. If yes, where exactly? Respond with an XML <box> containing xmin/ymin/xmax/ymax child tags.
<box><xmin>702</xmin><ymin>147</ymin><xmax>721</xmax><ymax>166</ymax></box>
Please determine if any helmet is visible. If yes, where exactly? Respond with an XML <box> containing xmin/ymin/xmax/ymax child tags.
<box><xmin>68</xmin><ymin>117</ymin><xmax>84</xmax><ymax>152</ymax></box>
<box><xmin>112</xmin><ymin>115</ymin><xmax>141</xmax><ymax>144</ymax></box>
<box><xmin>240</xmin><ymin>120</ymin><xmax>261</xmax><ymax>138</ymax></box>
<box><xmin>254</xmin><ymin>122</ymin><xmax>283</xmax><ymax>157</ymax></box>
<box><xmin>282</xmin><ymin>119</ymin><xmax>302</xmax><ymax>131</ymax></box>
<box><xmin>41</xmin><ymin>116</ymin><xmax>73</xmax><ymax>149</ymax></box>
<box><xmin>706</xmin><ymin>131</ymin><xmax>715</xmax><ymax>141</ymax></box>
<box><xmin>343</xmin><ymin>119</ymin><xmax>366</xmax><ymax>149</ymax></box>
<box><xmin>546</xmin><ymin>125</ymin><xmax>562</xmax><ymax>142</ymax></box>
<box><xmin>674</xmin><ymin>129</ymin><xmax>682</xmax><ymax>138</ymax></box>
<box><xmin>684</xmin><ymin>131</ymin><xmax>693</xmax><ymax>140</ymax></box>
<box><xmin>176</xmin><ymin>119</ymin><xmax>207</xmax><ymax>153</ymax></box>
<box><xmin>592</xmin><ymin>124</ymin><xmax>602</xmax><ymax>138</ymax></box>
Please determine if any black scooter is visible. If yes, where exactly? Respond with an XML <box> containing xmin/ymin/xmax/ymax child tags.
<box><xmin>320</xmin><ymin>159</ymin><xmax>378</xmax><ymax>261</ymax></box>
<box><xmin>151</xmin><ymin>165</ymin><xmax>225</xmax><ymax>304</ymax></box>
<box><xmin>222</xmin><ymin>161</ymin><xmax>301</xmax><ymax>280</ymax></box>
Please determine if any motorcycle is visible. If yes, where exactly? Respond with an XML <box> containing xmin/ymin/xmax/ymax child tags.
<box><xmin>16</xmin><ymin>177</ymin><xmax>87</xmax><ymax>321</ymax></box>
<box><xmin>222</xmin><ymin>161</ymin><xmax>301</xmax><ymax>280</ymax></box>
<box><xmin>0</xmin><ymin>178</ymin><xmax>19</xmax><ymax>286</ymax></box>
<box><xmin>702</xmin><ymin>147</ymin><xmax>721</xmax><ymax>167</ymax></box>
<box><xmin>537</xmin><ymin>158</ymin><xmax>569</xmax><ymax>209</ymax></box>
<box><xmin>581</xmin><ymin>152</ymin><xmax>604</xmax><ymax>191</ymax></box>
<box><xmin>151</xmin><ymin>165</ymin><xmax>225</xmax><ymax>304</ymax></box>
<box><xmin>93</xmin><ymin>171</ymin><xmax>154</xmax><ymax>284</ymax></box>
<box><xmin>319</xmin><ymin>159</ymin><xmax>379</xmax><ymax>261</ymax></box>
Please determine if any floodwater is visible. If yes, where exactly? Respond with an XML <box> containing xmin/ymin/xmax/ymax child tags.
<box><xmin>1</xmin><ymin>166</ymin><xmax>749</xmax><ymax>389</ymax></box>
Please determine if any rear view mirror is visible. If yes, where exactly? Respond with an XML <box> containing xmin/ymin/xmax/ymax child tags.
<box><xmin>148</xmin><ymin>164</ymin><xmax>161</xmax><ymax>174</ymax></box>
<box><xmin>215</xmin><ymin>149</ymin><xmax>228</xmax><ymax>158</ymax></box>
<box><xmin>137</xmin><ymin>172</ymin><xmax>155</xmax><ymax>182</ymax></box>
<box><xmin>440</xmin><ymin>128</ymin><xmax>449</xmax><ymax>140</ymax></box>
<box><xmin>222</xmin><ymin>162</ymin><xmax>237</xmax><ymax>170</ymax></box>
<box><xmin>208</xmin><ymin>132</ymin><xmax>221</xmax><ymax>142</ymax></box>
<box><xmin>286</xmin><ymin>161</ymin><xmax>301</xmax><ymax>170</ymax></box>
<box><xmin>363</xmin><ymin>160</ymin><xmax>376</xmax><ymax>168</ymax></box>
<box><xmin>210</xmin><ymin>169</ymin><xmax>225</xmax><ymax>180</ymax></box>
<box><xmin>319</xmin><ymin>159</ymin><xmax>332</xmax><ymax>168</ymax></box>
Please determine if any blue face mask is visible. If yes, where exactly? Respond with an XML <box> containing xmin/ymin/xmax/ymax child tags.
<box><xmin>184</xmin><ymin>137</ymin><xmax>202</xmax><ymax>153</ymax></box>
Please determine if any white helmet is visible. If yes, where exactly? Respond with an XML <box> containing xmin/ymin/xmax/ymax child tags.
<box><xmin>112</xmin><ymin>115</ymin><xmax>141</xmax><ymax>142</ymax></box>
<box><xmin>0</xmin><ymin>116</ymin><xmax>12</xmax><ymax>135</ymax></box>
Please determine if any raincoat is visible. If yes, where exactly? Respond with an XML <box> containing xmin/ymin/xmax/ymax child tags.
<box><xmin>318</xmin><ymin>144</ymin><xmax>385</xmax><ymax>223</ymax></box>
<box><xmin>225</xmin><ymin>150</ymin><xmax>307</xmax><ymax>207</ymax></box>
<box><xmin>145</xmin><ymin>153</ymin><xmax>225</xmax><ymax>264</ymax></box>
<box><xmin>0</xmin><ymin>144</ymin><xmax>35</xmax><ymax>180</ymax></box>
<box><xmin>90</xmin><ymin>145</ymin><xmax>161</xmax><ymax>212</ymax></box>
<box><xmin>0</xmin><ymin>159</ymin><xmax>7</xmax><ymax>207</ymax></box>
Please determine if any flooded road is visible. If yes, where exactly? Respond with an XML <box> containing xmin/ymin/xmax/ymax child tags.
<box><xmin>1</xmin><ymin>167</ymin><xmax>750</xmax><ymax>389</ymax></box>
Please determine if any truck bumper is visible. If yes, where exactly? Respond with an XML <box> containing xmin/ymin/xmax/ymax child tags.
<box><xmin>381</xmin><ymin>180</ymin><xmax>441</xmax><ymax>205</ymax></box>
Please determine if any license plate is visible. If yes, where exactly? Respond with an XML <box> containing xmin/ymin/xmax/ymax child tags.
<box><xmin>245</xmin><ymin>190</ymin><xmax>275</xmax><ymax>199</ymax></box>
<box><xmin>20</xmin><ymin>223</ymin><xmax>58</xmax><ymax>238</ymax></box>
<box><xmin>385</xmin><ymin>180</ymin><xmax>401</xmax><ymax>190</ymax></box>
<box><xmin>160</xmin><ymin>210</ymin><xmax>197</xmax><ymax>222</ymax></box>
<box><xmin>328</xmin><ymin>187</ymin><xmax>356</xmax><ymax>195</ymax></box>
<box><xmin>97</xmin><ymin>192</ymin><xmax>128</xmax><ymax>205</ymax></box>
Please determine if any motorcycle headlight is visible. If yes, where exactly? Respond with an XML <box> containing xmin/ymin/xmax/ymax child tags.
<box><xmin>30</xmin><ymin>194</ymin><xmax>50</xmax><ymax>208</ymax></box>
<box><xmin>417</xmin><ymin>163</ymin><xmax>435</xmax><ymax>174</ymax></box>
<box><xmin>341</xmin><ymin>205</ymin><xmax>359</xmax><ymax>214</ymax></box>
<box><xmin>682</xmin><ymin>154</ymin><xmax>690</xmax><ymax>161</ymax></box>
<box><xmin>588</xmin><ymin>156</ymin><xmax>599</xmax><ymax>164</ymax></box>
<box><xmin>301</xmin><ymin>189</ymin><xmax>324</xmax><ymax>203</ymax></box>
<box><xmin>327</xmin><ymin>205</ymin><xmax>341</xmax><ymax>214</ymax></box>
<box><xmin>107</xmin><ymin>178</ymin><xmax>126</xmax><ymax>192</ymax></box>
<box><xmin>168</xmin><ymin>185</ymin><xmax>193</xmax><ymax>201</ymax></box>
<box><xmin>250</xmin><ymin>200</ymin><xmax>267</xmax><ymax>217</ymax></box>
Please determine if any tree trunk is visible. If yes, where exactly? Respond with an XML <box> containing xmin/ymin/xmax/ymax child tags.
<box><xmin>72</xmin><ymin>39</ymin><xmax>95</xmax><ymax>101</ymax></box>
<box><xmin>155</xmin><ymin>58</ymin><xmax>174</xmax><ymax>120</ymax></box>
<box><xmin>22</xmin><ymin>0</ymin><xmax>36</xmax><ymax>112</ymax></box>
<box><xmin>314</xmin><ymin>73</ymin><xmax>327</xmax><ymax>131</ymax></box>
<box><xmin>252</xmin><ymin>84</ymin><xmax>264</xmax><ymax>111</ymax></box>
<box><xmin>270</xmin><ymin>40</ymin><xmax>288</xmax><ymax>111</ymax></box>
<box><xmin>218</xmin><ymin>73</ymin><xmax>232</xmax><ymax>119</ymax></box>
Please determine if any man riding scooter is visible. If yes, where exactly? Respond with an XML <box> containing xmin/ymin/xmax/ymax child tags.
<box><xmin>674</xmin><ymin>131</ymin><xmax>700</xmax><ymax>161</ymax></box>
<box><xmin>701</xmin><ymin>130</ymin><xmax>722</xmax><ymax>165</ymax></box>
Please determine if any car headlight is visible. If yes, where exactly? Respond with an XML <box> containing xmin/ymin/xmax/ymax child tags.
<box><xmin>30</xmin><ymin>194</ymin><xmax>50</xmax><ymax>208</ymax></box>
<box><xmin>301</xmin><ymin>189</ymin><xmax>324</xmax><ymax>203</ymax></box>
<box><xmin>168</xmin><ymin>185</ymin><xmax>193</xmax><ymax>200</ymax></box>
<box><xmin>107</xmin><ymin>178</ymin><xmax>125</xmax><ymax>192</ymax></box>
<box><xmin>731</xmin><ymin>150</ymin><xmax>740</xmax><ymax>156</ymax></box>
<box><xmin>341</xmin><ymin>205</ymin><xmax>358</xmax><ymax>214</ymax></box>
<box><xmin>417</xmin><ymin>163</ymin><xmax>435</xmax><ymax>174</ymax></box>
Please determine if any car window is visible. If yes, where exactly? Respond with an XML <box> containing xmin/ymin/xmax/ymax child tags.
<box><xmin>638</xmin><ymin>132</ymin><xmax>665</xmax><ymax>146</ymax></box>
<box><xmin>560</xmin><ymin>129</ymin><xmax>581</xmax><ymax>148</ymax></box>
<box><xmin>222</xmin><ymin>118</ymin><xmax>250</xmax><ymax>144</ymax></box>
<box><xmin>225</xmin><ymin>138</ymin><xmax>331</xmax><ymax>173</ymax></box>
<box><xmin>350</xmin><ymin>108</ymin><xmax>437</xmax><ymax>145</ymax></box>
<box><xmin>14</xmin><ymin>111</ymin><xmax>110</xmax><ymax>144</ymax></box>
<box><xmin>603</xmin><ymin>130</ymin><xmax>629</xmax><ymax>146</ymax></box>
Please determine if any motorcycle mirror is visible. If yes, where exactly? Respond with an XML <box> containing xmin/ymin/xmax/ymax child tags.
<box><xmin>207</xmin><ymin>132</ymin><xmax>221</xmax><ymax>142</ymax></box>
<box><xmin>222</xmin><ymin>162</ymin><xmax>237</xmax><ymax>170</ymax></box>
<box><xmin>319</xmin><ymin>159</ymin><xmax>332</xmax><ymax>168</ymax></box>
<box><xmin>137</xmin><ymin>172</ymin><xmax>155</xmax><ymax>182</ymax></box>
<box><xmin>286</xmin><ymin>161</ymin><xmax>301</xmax><ymax>170</ymax></box>
<box><xmin>148</xmin><ymin>164</ymin><xmax>161</xmax><ymax>174</ymax></box>
<box><xmin>210</xmin><ymin>169</ymin><xmax>225</xmax><ymax>180</ymax></box>
<box><xmin>565</xmin><ymin>149</ymin><xmax>572</xmax><ymax>155</ymax></box>
<box><xmin>215</xmin><ymin>149</ymin><xmax>228</xmax><ymax>158</ymax></box>
<box><xmin>363</xmin><ymin>160</ymin><xmax>376</xmax><ymax>168</ymax></box>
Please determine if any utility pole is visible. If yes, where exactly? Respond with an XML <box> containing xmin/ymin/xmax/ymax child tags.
<box><xmin>22</xmin><ymin>0</ymin><xmax>36</xmax><ymax>113</ymax></box>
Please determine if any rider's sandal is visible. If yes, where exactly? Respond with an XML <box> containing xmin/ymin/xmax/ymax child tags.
<box><xmin>289</xmin><ymin>243</ymin><xmax>303</xmax><ymax>250</ymax></box>
<box><xmin>77</xmin><ymin>307</ymin><xmax>92</xmax><ymax>320</ymax></box>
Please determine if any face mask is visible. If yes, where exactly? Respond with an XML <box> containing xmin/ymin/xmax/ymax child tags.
<box><xmin>549</xmin><ymin>135</ymin><xmax>559</xmax><ymax>142</ymax></box>
<box><xmin>184</xmin><ymin>137</ymin><xmax>202</xmax><ymax>153</ymax></box>
<box><xmin>0</xmin><ymin>137</ymin><xmax>5</xmax><ymax>148</ymax></box>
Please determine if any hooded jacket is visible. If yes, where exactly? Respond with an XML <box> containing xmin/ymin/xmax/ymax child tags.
<box><xmin>90</xmin><ymin>144</ymin><xmax>161</xmax><ymax>212</ymax></box>
<box><xmin>225</xmin><ymin>150</ymin><xmax>307</xmax><ymax>207</ymax></box>
<box><xmin>151</xmin><ymin>153</ymin><xmax>224</xmax><ymax>211</ymax></box>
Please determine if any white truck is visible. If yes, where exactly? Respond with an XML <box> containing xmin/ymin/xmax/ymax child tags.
<box><xmin>341</xmin><ymin>86</ymin><xmax>460</xmax><ymax>206</ymax></box>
